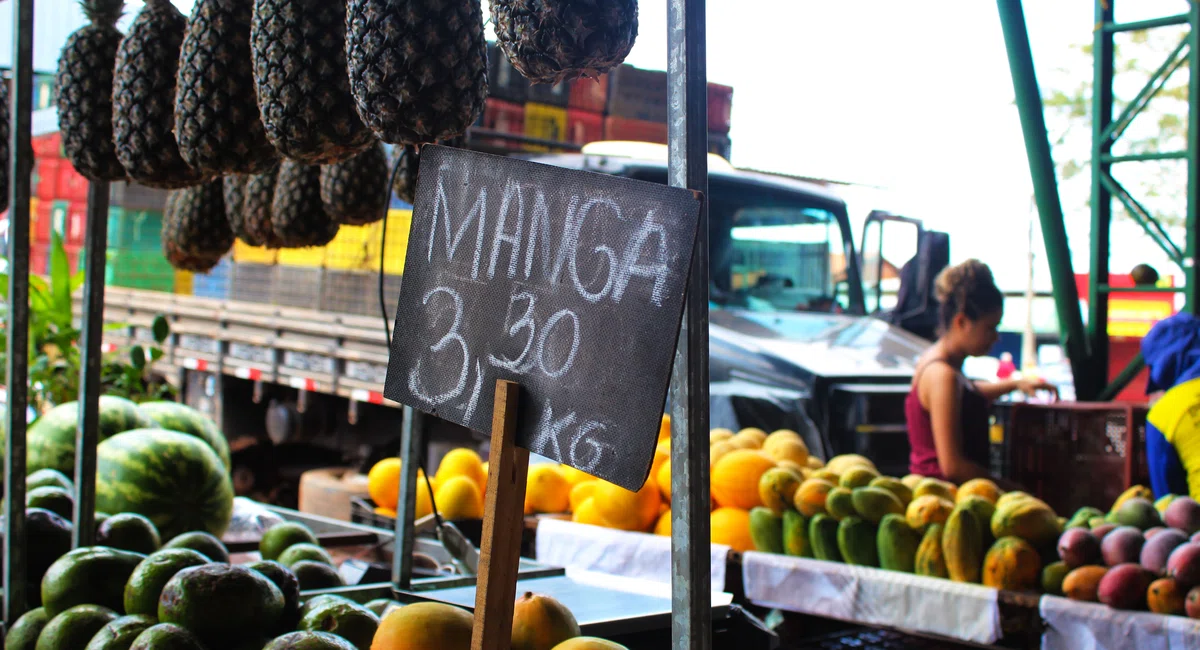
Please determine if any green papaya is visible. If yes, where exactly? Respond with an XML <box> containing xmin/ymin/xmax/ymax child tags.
<box><xmin>809</xmin><ymin>514</ymin><xmax>842</xmax><ymax>562</ymax></box>
<box><xmin>782</xmin><ymin>510</ymin><xmax>811</xmax><ymax>557</ymax></box>
<box><xmin>877</xmin><ymin>513</ymin><xmax>920</xmax><ymax>573</ymax></box>
<box><xmin>943</xmin><ymin>506</ymin><xmax>984</xmax><ymax>584</ymax></box>
<box><xmin>826</xmin><ymin>487</ymin><xmax>856</xmax><ymax>521</ymax></box>
<box><xmin>1041</xmin><ymin>561</ymin><xmax>1070</xmax><ymax>597</ymax></box>
<box><xmin>836</xmin><ymin>516</ymin><xmax>879</xmax><ymax>567</ymax></box>
<box><xmin>915</xmin><ymin>523</ymin><xmax>949</xmax><ymax>579</ymax></box>
<box><xmin>851</xmin><ymin>487</ymin><xmax>905</xmax><ymax>523</ymax></box>
<box><xmin>748</xmin><ymin>507</ymin><xmax>784</xmax><ymax>554</ymax></box>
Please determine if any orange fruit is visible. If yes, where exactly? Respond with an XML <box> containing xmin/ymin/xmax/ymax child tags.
<box><xmin>654</xmin><ymin>510</ymin><xmax>672</xmax><ymax>536</ymax></box>
<box><xmin>710</xmin><ymin>507</ymin><xmax>753</xmax><ymax>552</ymax></box>
<box><xmin>656</xmin><ymin>459</ymin><xmax>671</xmax><ymax>501</ymax></box>
<box><xmin>591</xmin><ymin>480</ymin><xmax>660</xmax><ymax>532</ymax></box>
<box><xmin>711</xmin><ymin>449</ymin><xmax>776</xmax><ymax>509</ymax></box>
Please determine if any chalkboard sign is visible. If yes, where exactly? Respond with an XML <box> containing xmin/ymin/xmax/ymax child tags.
<box><xmin>384</xmin><ymin>146</ymin><xmax>702</xmax><ymax>490</ymax></box>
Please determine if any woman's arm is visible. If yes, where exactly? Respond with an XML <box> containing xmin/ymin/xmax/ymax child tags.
<box><xmin>974</xmin><ymin>377</ymin><xmax>1060</xmax><ymax>402</ymax></box>
<box><xmin>927</xmin><ymin>366</ymin><xmax>1021</xmax><ymax>490</ymax></box>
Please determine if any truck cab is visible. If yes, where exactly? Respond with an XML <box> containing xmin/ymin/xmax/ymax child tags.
<box><xmin>527</xmin><ymin>143</ymin><xmax>941</xmax><ymax>476</ymax></box>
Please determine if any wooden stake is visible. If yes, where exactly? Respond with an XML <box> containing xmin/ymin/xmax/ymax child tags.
<box><xmin>471</xmin><ymin>379</ymin><xmax>528</xmax><ymax>650</ymax></box>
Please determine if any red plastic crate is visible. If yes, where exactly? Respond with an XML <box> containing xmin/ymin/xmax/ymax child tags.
<box><xmin>603</xmin><ymin>116</ymin><xmax>668</xmax><ymax>145</ymax></box>
<box><xmin>477</xmin><ymin>98</ymin><xmax>525</xmax><ymax>148</ymax></box>
<box><xmin>707</xmin><ymin>83</ymin><xmax>733</xmax><ymax>134</ymax></box>
<box><xmin>1000</xmin><ymin>402</ymin><xmax>1149</xmax><ymax>515</ymax></box>
<box><xmin>35</xmin><ymin>158</ymin><xmax>61</xmax><ymax>201</ymax></box>
<box><xmin>29</xmin><ymin>246</ymin><xmax>48</xmax><ymax>277</ymax></box>
<box><xmin>568</xmin><ymin>74</ymin><xmax>609</xmax><ymax>112</ymax></box>
<box><xmin>566</xmin><ymin>109</ymin><xmax>603</xmax><ymax>145</ymax></box>
<box><xmin>32</xmin><ymin>132</ymin><xmax>62</xmax><ymax>159</ymax></box>
<box><xmin>65</xmin><ymin>200</ymin><xmax>88</xmax><ymax>247</ymax></box>
<box><xmin>63</xmin><ymin>244</ymin><xmax>83</xmax><ymax>275</ymax></box>
<box><xmin>57</xmin><ymin>163</ymin><xmax>89</xmax><ymax>202</ymax></box>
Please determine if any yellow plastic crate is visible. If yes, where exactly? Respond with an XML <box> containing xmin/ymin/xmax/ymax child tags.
<box><xmin>233</xmin><ymin>240</ymin><xmax>278</xmax><ymax>265</ymax></box>
<box><xmin>368</xmin><ymin>210</ymin><xmax>412</xmax><ymax>276</ymax></box>
<box><xmin>524</xmin><ymin>102</ymin><xmax>568</xmax><ymax>152</ymax></box>
<box><xmin>174</xmin><ymin>270</ymin><xmax>194</xmax><ymax>295</ymax></box>
<box><xmin>324</xmin><ymin>225</ymin><xmax>374</xmax><ymax>271</ymax></box>
<box><xmin>277</xmin><ymin>245</ymin><xmax>325</xmax><ymax>268</ymax></box>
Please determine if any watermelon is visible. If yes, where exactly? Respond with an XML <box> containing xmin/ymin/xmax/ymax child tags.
<box><xmin>95</xmin><ymin>429</ymin><xmax>234</xmax><ymax>540</ymax></box>
<box><xmin>28</xmin><ymin>396</ymin><xmax>153</xmax><ymax>474</ymax></box>
<box><xmin>137</xmin><ymin>401</ymin><xmax>232</xmax><ymax>470</ymax></box>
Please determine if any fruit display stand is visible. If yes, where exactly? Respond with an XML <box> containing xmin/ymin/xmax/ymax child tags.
<box><xmin>1039</xmin><ymin>595</ymin><xmax>1200</xmax><ymax>649</ymax></box>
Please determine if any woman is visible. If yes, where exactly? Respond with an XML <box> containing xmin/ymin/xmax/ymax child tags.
<box><xmin>906</xmin><ymin>259</ymin><xmax>1056</xmax><ymax>486</ymax></box>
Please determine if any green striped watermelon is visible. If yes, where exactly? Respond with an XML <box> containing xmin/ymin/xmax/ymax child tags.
<box><xmin>136</xmin><ymin>402</ymin><xmax>232</xmax><ymax>471</ymax></box>
<box><xmin>28</xmin><ymin>396</ymin><xmax>154</xmax><ymax>474</ymax></box>
<box><xmin>95</xmin><ymin>429</ymin><xmax>234</xmax><ymax>540</ymax></box>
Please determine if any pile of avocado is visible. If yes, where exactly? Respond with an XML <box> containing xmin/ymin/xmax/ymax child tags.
<box><xmin>5</xmin><ymin>503</ymin><xmax>404</xmax><ymax>650</ymax></box>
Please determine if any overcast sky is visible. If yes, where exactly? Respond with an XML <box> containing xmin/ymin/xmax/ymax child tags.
<box><xmin>1</xmin><ymin>0</ymin><xmax>1191</xmax><ymax>294</ymax></box>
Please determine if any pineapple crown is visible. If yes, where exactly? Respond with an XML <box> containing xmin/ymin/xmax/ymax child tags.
<box><xmin>81</xmin><ymin>0</ymin><xmax>125</xmax><ymax>26</ymax></box>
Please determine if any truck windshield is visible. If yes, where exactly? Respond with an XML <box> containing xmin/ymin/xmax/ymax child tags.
<box><xmin>625</xmin><ymin>171</ymin><xmax>857</xmax><ymax>315</ymax></box>
<box><xmin>708</xmin><ymin>181</ymin><xmax>851</xmax><ymax>314</ymax></box>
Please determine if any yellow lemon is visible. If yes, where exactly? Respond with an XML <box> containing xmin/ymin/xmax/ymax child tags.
<box><xmin>710</xmin><ymin>507</ymin><xmax>753</xmax><ymax>552</ymax></box>
<box><xmin>434</xmin><ymin>475</ymin><xmax>484</xmax><ymax>520</ymax></box>
<box><xmin>569</xmin><ymin>480</ymin><xmax>599</xmax><ymax>513</ymax></box>
<box><xmin>368</xmin><ymin>457</ymin><xmax>402</xmax><ymax>510</ymax></box>
<box><xmin>592</xmin><ymin>480</ymin><xmax>661</xmax><ymax>532</ymax></box>
<box><xmin>709</xmin><ymin>428</ymin><xmax>734</xmax><ymax>445</ymax></box>
<box><xmin>557</xmin><ymin>464</ymin><xmax>594</xmax><ymax>487</ymax></box>
<box><xmin>571</xmin><ymin>497</ymin><xmax>613</xmax><ymax>528</ymax></box>
<box><xmin>435</xmin><ymin>448</ymin><xmax>486</xmax><ymax>491</ymax></box>
<box><xmin>525</xmin><ymin>464</ymin><xmax>571</xmax><ymax>514</ymax></box>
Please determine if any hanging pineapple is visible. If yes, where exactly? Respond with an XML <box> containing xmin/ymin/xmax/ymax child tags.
<box><xmin>222</xmin><ymin>174</ymin><xmax>254</xmax><ymax>243</ymax></box>
<box><xmin>346</xmin><ymin>0</ymin><xmax>488</xmax><ymax>144</ymax></box>
<box><xmin>162</xmin><ymin>180</ymin><xmax>234</xmax><ymax>272</ymax></box>
<box><xmin>271</xmin><ymin>160</ymin><xmax>339</xmax><ymax>248</ymax></box>
<box><xmin>113</xmin><ymin>0</ymin><xmax>209</xmax><ymax>189</ymax></box>
<box><xmin>55</xmin><ymin>0</ymin><xmax>126</xmax><ymax>181</ymax></box>
<box><xmin>252</xmin><ymin>0</ymin><xmax>372</xmax><ymax>163</ymax></box>
<box><xmin>320</xmin><ymin>142</ymin><xmax>388</xmax><ymax>226</ymax></box>
<box><xmin>389</xmin><ymin>136</ymin><xmax>463</xmax><ymax>205</ymax></box>
<box><xmin>243</xmin><ymin>166</ymin><xmax>284</xmax><ymax>248</ymax></box>
<box><xmin>175</xmin><ymin>0</ymin><xmax>278</xmax><ymax>176</ymax></box>
<box><xmin>491</xmin><ymin>0</ymin><xmax>638</xmax><ymax>84</ymax></box>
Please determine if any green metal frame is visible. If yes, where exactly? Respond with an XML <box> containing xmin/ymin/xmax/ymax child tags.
<box><xmin>998</xmin><ymin>0</ymin><xmax>1199</xmax><ymax>400</ymax></box>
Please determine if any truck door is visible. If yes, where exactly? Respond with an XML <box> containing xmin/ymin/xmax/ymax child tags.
<box><xmin>860</xmin><ymin>211</ymin><xmax>949</xmax><ymax>341</ymax></box>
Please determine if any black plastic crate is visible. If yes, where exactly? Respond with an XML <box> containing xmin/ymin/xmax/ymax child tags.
<box><xmin>528</xmin><ymin>79</ymin><xmax>570</xmax><ymax>107</ymax></box>
<box><xmin>606</xmin><ymin>64</ymin><xmax>668</xmax><ymax>123</ymax></box>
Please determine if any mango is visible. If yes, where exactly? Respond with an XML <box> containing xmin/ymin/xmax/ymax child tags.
<box><xmin>877</xmin><ymin>513</ymin><xmax>920</xmax><ymax>573</ymax></box>
<box><xmin>836</xmin><ymin>516</ymin><xmax>878</xmax><ymax>567</ymax></box>
<box><xmin>851</xmin><ymin>487</ymin><xmax>905</xmax><ymax>524</ymax></box>
<box><xmin>748</xmin><ymin>507</ymin><xmax>784</xmax><ymax>554</ymax></box>
<box><xmin>782</xmin><ymin>510</ymin><xmax>811</xmax><ymax>557</ymax></box>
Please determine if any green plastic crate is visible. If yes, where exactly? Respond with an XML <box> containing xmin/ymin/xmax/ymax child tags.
<box><xmin>105</xmin><ymin>250</ymin><xmax>176</xmax><ymax>292</ymax></box>
<box><xmin>108</xmin><ymin>207</ymin><xmax>164</xmax><ymax>252</ymax></box>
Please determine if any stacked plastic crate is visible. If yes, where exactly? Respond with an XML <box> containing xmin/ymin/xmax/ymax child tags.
<box><xmin>31</xmin><ymin>130</ymin><xmax>184</xmax><ymax>293</ymax></box>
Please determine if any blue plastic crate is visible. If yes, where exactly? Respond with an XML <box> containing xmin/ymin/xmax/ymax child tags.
<box><xmin>191</xmin><ymin>257</ymin><xmax>232</xmax><ymax>300</ymax></box>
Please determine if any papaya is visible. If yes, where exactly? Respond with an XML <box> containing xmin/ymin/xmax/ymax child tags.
<box><xmin>982</xmin><ymin>536</ymin><xmax>1042</xmax><ymax>591</ymax></box>
<box><xmin>957</xmin><ymin>496</ymin><xmax>996</xmax><ymax>538</ymax></box>
<box><xmin>915</xmin><ymin>523</ymin><xmax>949</xmax><ymax>579</ymax></box>
<box><xmin>868</xmin><ymin>477</ymin><xmax>913</xmax><ymax>506</ymax></box>
<box><xmin>825</xmin><ymin>454</ymin><xmax>876</xmax><ymax>476</ymax></box>
<box><xmin>748</xmin><ymin>507</ymin><xmax>784</xmax><ymax>554</ymax></box>
<box><xmin>836</xmin><ymin>516</ymin><xmax>879</xmax><ymax>567</ymax></box>
<box><xmin>913</xmin><ymin>477</ymin><xmax>956</xmax><ymax>502</ymax></box>
<box><xmin>838</xmin><ymin>466</ymin><xmax>879</xmax><ymax>489</ymax></box>
<box><xmin>851</xmin><ymin>487</ymin><xmax>905</xmax><ymax>524</ymax></box>
<box><xmin>1066</xmin><ymin>507</ymin><xmax>1105</xmax><ymax>530</ymax></box>
<box><xmin>811</xmin><ymin>469</ymin><xmax>840</xmax><ymax>484</ymax></box>
<box><xmin>995</xmin><ymin>491</ymin><xmax>1033</xmax><ymax>510</ymax></box>
<box><xmin>877</xmin><ymin>513</ymin><xmax>920</xmax><ymax>573</ymax></box>
<box><xmin>905</xmin><ymin>495</ymin><xmax>954</xmax><ymax>533</ymax></box>
<box><xmin>956</xmin><ymin>478</ymin><xmax>1001</xmax><ymax>505</ymax></box>
<box><xmin>782</xmin><ymin>510</ymin><xmax>811</xmax><ymax>557</ymax></box>
<box><xmin>825</xmin><ymin>487</ymin><xmax>856</xmax><ymax>521</ymax></box>
<box><xmin>758</xmin><ymin>467</ymin><xmax>803</xmax><ymax>515</ymax></box>
<box><xmin>1110</xmin><ymin>485</ymin><xmax>1153</xmax><ymax>514</ymax></box>
<box><xmin>794</xmin><ymin>479</ymin><xmax>836</xmax><ymax>517</ymax></box>
<box><xmin>809</xmin><ymin>514</ymin><xmax>842</xmax><ymax>562</ymax></box>
<box><xmin>943</xmin><ymin>506</ymin><xmax>984</xmax><ymax>584</ymax></box>
<box><xmin>900</xmin><ymin>474</ymin><xmax>923</xmax><ymax>491</ymax></box>
<box><xmin>992</xmin><ymin>497</ymin><xmax>1060</xmax><ymax>548</ymax></box>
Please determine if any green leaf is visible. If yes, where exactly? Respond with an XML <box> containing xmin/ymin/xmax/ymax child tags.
<box><xmin>49</xmin><ymin>231</ymin><xmax>70</xmax><ymax>315</ymax></box>
<box><xmin>69</xmin><ymin>271</ymin><xmax>85</xmax><ymax>294</ymax></box>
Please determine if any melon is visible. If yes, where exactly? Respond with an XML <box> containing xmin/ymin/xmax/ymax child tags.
<box><xmin>95</xmin><ymin>429</ymin><xmax>234</xmax><ymax>540</ymax></box>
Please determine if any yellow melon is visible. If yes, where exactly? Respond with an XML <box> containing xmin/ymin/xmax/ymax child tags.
<box><xmin>711</xmin><ymin>449</ymin><xmax>776</xmax><ymax>509</ymax></box>
<box><xmin>551</xmin><ymin>638</ymin><xmax>629</xmax><ymax>650</ymax></box>
<box><xmin>571</xmin><ymin>497</ymin><xmax>612</xmax><ymax>528</ymax></box>
<box><xmin>569</xmin><ymin>481</ymin><xmax>598</xmax><ymax>513</ymax></box>
<box><xmin>709</xmin><ymin>440</ymin><xmax>737</xmax><ymax>468</ymax></box>
<box><xmin>557</xmin><ymin>464</ymin><xmax>594</xmax><ymax>488</ymax></box>
<box><xmin>658</xmin><ymin>414</ymin><xmax>672</xmax><ymax>443</ymax></box>
<box><xmin>511</xmin><ymin>592</ymin><xmax>580</xmax><ymax>650</ymax></box>
<box><xmin>654</xmin><ymin>510</ymin><xmax>671</xmax><ymax>536</ymax></box>
<box><xmin>372</xmin><ymin>602</ymin><xmax>473</xmax><ymax>650</ymax></box>
<box><xmin>711</xmin><ymin>507</ymin><xmax>753</xmax><ymax>552</ymax></box>
<box><xmin>435</xmin><ymin>448</ymin><xmax>486</xmax><ymax>491</ymax></box>
<box><xmin>592</xmin><ymin>480</ymin><xmax>661</xmax><ymax>531</ymax></box>
<box><xmin>656</xmin><ymin>459</ymin><xmax>671</xmax><ymax>500</ymax></box>
<box><xmin>763</xmin><ymin>438</ymin><xmax>809</xmax><ymax>467</ymax></box>
<box><xmin>709</xmin><ymin>428</ymin><xmax>735</xmax><ymax>445</ymax></box>
<box><xmin>525</xmin><ymin>464</ymin><xmax>570</xmax><ymax>514</ymax></box>
<box><xmin>957</xmin><ymin>478</ymin><xmax>1001</xmax><ymax>505</ymax></box>
<box><xmin>368</xmin><ymin>458</ymin><xmax>402</xmax><ymax>510</ymax></box>
<box><xmin>434</xmin><ymin>476</ymin><xmax>484</xmax><ymax>520</ymax></box>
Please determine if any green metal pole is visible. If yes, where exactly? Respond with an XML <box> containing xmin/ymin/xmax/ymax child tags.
<box><xmin>1090</xmin><ymin>0</ymin><xmax>1114</xmax><ymax>399</ymax></box>
<box><xmin>1188</xmin><ymin>1</ymin><xmax>1200</xmax><ymax>312</ymax></box>
<box><xmin>996</xmin><ymin>0</ymin><xmax>1093</xmax><ymax>397</ymax></box>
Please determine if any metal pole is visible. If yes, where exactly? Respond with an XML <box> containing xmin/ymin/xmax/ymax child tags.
<box><xmin>1187</xmin><ymin>1</ymin><xmax>1200</xmax><ymax>312</ymax></box>
<box><xmin>391</xmin><ymin>406</ymin><xmax>423</xmax><ymax>589</ymax></box>
<box><xmin>1089</xmin><ymin>0</ymin><xmax>1114</xmax><ymax>397</ymax></box>
<box><xmin>4</xmin><ymin>0</ymin><xmax>35</xmax><ymax>624</ymax></box>
<box><xmin>72</xmin><ymin>181</ymin><xmax>110</xmax><ymax>547</ymax></box>
<box><xmin>996</xmin><ymin>0</ymin><xmax>1093</xmax><ymax>398</ymax></box>
<box><xmin>667</xmin><ymin>0</ymin><xmax>711</xmax><ymax>648</ymax></box>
